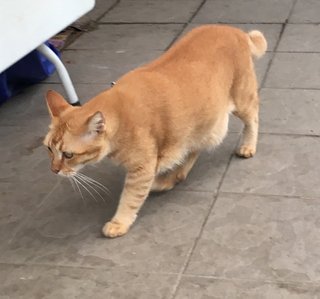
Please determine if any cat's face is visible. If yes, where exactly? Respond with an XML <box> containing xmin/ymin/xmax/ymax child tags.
<box><xmin>43</xmin><ymin>90</ymin><xmax>107</xmax><ymax>177</ymax></box>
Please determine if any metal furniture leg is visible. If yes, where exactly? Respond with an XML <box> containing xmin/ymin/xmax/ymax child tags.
<box><xmin>37</xmin><ymin>43</ymin><xmax>80</xmax><ymax>106</ymax></box>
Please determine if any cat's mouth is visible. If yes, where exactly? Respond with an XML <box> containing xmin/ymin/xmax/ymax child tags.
<box><xmin>52</xmin><ymin>164</ymin><xmax>84</xmax><ymax>177</ymax></box>
<box><xmin>58</xmin><ymin>171</ymin><xmax>75</xmax><ymax>177</ymax></box>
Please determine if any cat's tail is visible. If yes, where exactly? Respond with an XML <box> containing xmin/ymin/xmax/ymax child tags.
<box><xmin>247</xmin><ymin>30</ymin><xmax>267</xmax><ymax>59</ymax></box>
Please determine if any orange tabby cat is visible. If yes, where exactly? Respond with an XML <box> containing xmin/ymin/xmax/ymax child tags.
<box><xmin>44</xmin><ymin>25</ymin><xmax>267</xmax><ymax>238</ymax></box>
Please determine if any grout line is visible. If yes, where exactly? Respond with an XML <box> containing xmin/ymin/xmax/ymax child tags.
<box><xmin>228</xmin><ymin>130</ymin><xmax>320</xmax><ymax>138</ymax></box>
<box><xmin>63</xmin><ymin>0</ymin><xmax>121</xmax><ymax>50</ymax></box>
<box><xmin>287</xmin><ymin>0</ymin><xmax>299</xmax><ymax>24</ymax></box>
<box><xmin>219</xmin><ymin>191</ymin><xmax>319</xmax><ymax>201</ymax></box>
<box><xmin>165</xmin><ymin>188</ymin><xmax>217</xmax><ymax>194</ymax></box>
<box><xmin>98</xmin><ymin>21</ymin><xmax>186</xmax><ymax>25</ymax></box>
<box><xmin>275</xmin><ymin>51</ymin><xmax>320</xmax><ymax>54</ymax></box>
<box><xmin>216</xmin><ymin>132</ymin><xmax>320</xmax><ymax>138</ymax></box>
<box><xmin>181</xmin><ymin>273</ymin><xmax>320</xmax><ymax>286</ymax></box>
<box><xmin>56</xmin><ymin>48</ymin><xmax>320</xmax><ymax>54</ymax></box>
<box><xmin>51</xmin><ymin>47</ymin><xmax>320</xmax><ymax>55</ymax></box>
<box><xmin>165</xmin><ymin>0</ymin><xmax>207</xmax><ymax>51</ymax></box>
<box><xmin>179</xmin><ymin>22</ymin><xmax>286</xmax><ymax>25</ymax></box>
<box><xmin>62</xmin><ymin>48</ymin><xmax>165</xmax><ymax>52</ymax></box>
<box><xmin>258</xmin><ymin>132</ymin><xmax>320</xmax><ymax>138</ymax></box>
<box><xmin>169</xmin><ymin>136</ymin><xmax>240</xmax><ymax>299</ymax></box>
<box><xmin>288</xmin><ymin>22</ymin><xmax>320</xmax><ymax>25</ymax></box>
<box><xmin>0</xmin><ymin>261</ymin><xmax>180</xmax><ymax>276</ymax></box>
<box><xmin>260</xmin><ymin>0</ymin><xmax>298</xmax><ymax>89</ymax></box>
<box><xmin>164</xmin><ymin>24</ymin><xmax>188</xmax><ymax>51</ymax></box>
<box><xmin>94</xmin><ymin>0</ymin><xmax>122</xmax><ymax>23</ymax></box>
<box><xmin>2</xmin><ymin>260</ymin><xmax>320</xmax><ymax>287</ymax></box>
<box><xmin>259</xmin><ymin>23</ymin><xmax>285</xmax><ymax>89</ymax></box>
<box><xmin>99</xmin><ymin>21</ymin><xmax>320</xmax><ymax>25</ymax></box>
<box><xmin>262</xmin><ymin>86</ymin><xmax>320</xmax><ymax>91</ymax></box>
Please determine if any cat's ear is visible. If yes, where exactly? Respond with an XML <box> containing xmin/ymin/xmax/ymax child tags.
<box><xmin>87</xmin><ymin>111</ymin><xmax>105</xmax><ymax>134</ymax></box>
<box><xmin>46</xmin><ymin>90</ymin><xmax>70</xmax><ymax>118</ymax></box>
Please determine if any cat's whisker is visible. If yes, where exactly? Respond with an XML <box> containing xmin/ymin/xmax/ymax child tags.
<box><xmin>76</xmin><ymin>173</ymin><xmax>109</xmax><ymax>190</ymax></box>
<box><xmin>76</xmin><ymin>173</ymin><xmax>111</xmax><ymax>197</ymax></box>
<box><xmin>75</xmin><ymin>174</ymin><xmax>106</xmax><ymax>204</ymax></box>
<box><xmin>68</xmin><ymin>177</ymin><xmax>76</xmax><ymax>192</ymax></box>
<box><xmin>71</xmin><ymin>177</ymin><xmax>86</xmax><ymax>205</ymax></box>
<box><xmin>77</xmin><ymin>175</ymin><xmax>108</xmax><ymax>204</ymax></box>
<box><xmin>73</xmin><ymin>176</ymin><xmax>98</xmax><ymax>203</ymax></box>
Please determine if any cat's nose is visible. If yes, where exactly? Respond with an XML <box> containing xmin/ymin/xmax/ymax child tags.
<box><xmin>51</xmin><ymin>167</ymin><xmax>60</xmax><ymax>174</ymax></box>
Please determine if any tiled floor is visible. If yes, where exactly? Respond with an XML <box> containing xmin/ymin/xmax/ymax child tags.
<box><xmin>1</xmin><ymin>0</ymin><xmax>320</xmax><ymax>298</ymax></box>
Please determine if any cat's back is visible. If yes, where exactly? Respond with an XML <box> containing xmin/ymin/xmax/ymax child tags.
<box><xmin>144</xmin><ymin>25</ymin><xmax>250</xmax><ymax>71</ymax></box>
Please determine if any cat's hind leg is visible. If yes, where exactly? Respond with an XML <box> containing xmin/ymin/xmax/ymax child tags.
<box><xmin>233</xmin><ymin>91</ymin><xmax>259</xmax><ymax>158</ymax></box>
<box><xmin>151</xmin><ymin>151</ymin><xmax>199</xmax><ymax>192</ymax></box>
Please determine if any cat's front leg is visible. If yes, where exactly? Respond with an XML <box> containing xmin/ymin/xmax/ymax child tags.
<box><xmin>102</xmin><ymin>162</ymin><xmax>156</xmax><ymax>238</ymax></box>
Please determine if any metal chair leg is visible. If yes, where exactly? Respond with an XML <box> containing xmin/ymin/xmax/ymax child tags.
<box><xmin>37</xmin><ymin>43</ymin><xmax>80</xmax><ymax>106</ymax></box>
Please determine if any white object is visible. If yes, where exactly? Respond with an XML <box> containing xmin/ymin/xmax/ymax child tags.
<box><xmin>0</xmin><ymin>0</ymin><xmax>95</xmax><ymax>103</ymax></box>
<box><xmin>37</xmin><ymin>44</ymin><xmax>79</xmax><ymax>104</ymax></box>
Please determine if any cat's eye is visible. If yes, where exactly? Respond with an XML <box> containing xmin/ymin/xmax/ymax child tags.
<box><xmin>47</xmin><ymin>146</ymin><xmax>53</xmax><ymax>153</ymax></box>
<box><xmin>63</xmin><ymin>152</ymin><xmax>73</xmax><ymax>159</ymax></box>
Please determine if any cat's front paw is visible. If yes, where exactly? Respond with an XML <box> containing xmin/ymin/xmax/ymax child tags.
<box><xmin>102</xmin><ymin>219</ymin><xmax>130</xmax><ymax>238</ymax></box>
<box><xmin>236</xmin><ymin>145</ymin><xmax>256</xmax><ymax>158</ymax></box>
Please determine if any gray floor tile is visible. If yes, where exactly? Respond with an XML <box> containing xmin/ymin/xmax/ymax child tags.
<box><xmin>0</xmin><ymin>181</ymin><xmax>57</xmax><ymax>248</ymax></box>
<box><xmin>101</xmin><ymin>0</ymin><xmax>202</xmax><ymax>23</ymax></box>
<box><xmin>182</xmin><ymin>24</ymin><xmax>282</xmax><ymax>52</ymax></box>
<box><xmin>0</xmin><ymin>133</ymin><xmax>61</xmax><ymax>246</ymax></box>
<box><xmin>259</xmin><ymin>88</ymin><xmax>320</xmax><ymax>135</ymax></box>
<box><xmin>221</xmin><ymin>135</ymin><xmax>320</xmax><ymax>198</ymax></box>
<box><xmin>193</xmin><ymin>0</ymin><xmax>294</xmax><ymax>23</ymax></box>
<box><xmin>264</xmin><ymin>53</ymin><xmax>320</xmax><ymax>88</ymax></box>
<box><xmin>186</xmin><ymin>193</ymin><xmax>320</xmax><ymax>283</ymax></box>
<box><xmin>0</xmin><ymin>124</ymin><xmax>57</xmax><ymax>191</ymax></box>
<box><xmin>0</xmin><ymin>83</ymin><xmax>108</xmax><ymax>126</ymax></box>
<box><xmin>47</xmin><ymin>50</ymin><xmax>162</xmax><ymax>84</ymax></box>
<box><xmin>68</xmin><ymin>24</ymin><xmax>183</xmax><ymax>51</ymax></box>
<box><xmin>175</xmin><ymin>276</ymin><xmax>320</xmax><ymax>299</ymax></box>
<box><xmin>0</xmin><ymin>160</ymin><xmax>123</xmax><ymax>265</ymax></box>
<box><xmin>228</xmin><ymin>115</ymin><xmax>243</xmax><ymax>133</ymax></box>
<box><xmin>86</xmin><ymin>0</ymin><xmax>117</xmax><ymax>21</ymax></box>
<box><xmin>0</xmin><ymin>264</ymin><xmax>176</xmax><ymax>299</ymax></box>
<box><xmin>278</xmin><ymin>24</ymin><xmax>320</xmax><ymax>52</ymax></box>
<box><xmin>254</xmin><ymin>52</ymin><xmax>272</xmax><ymax>86</ymax></box>
<box><xmin>184</xmin><ymin>88</ymin><xmax>320</xmax><ymax>143</ymax></box>
<box><xmin>0</xmin><ymin>85</ymin><xmax>49</xmax><ymax>126</ymax></box>
<box><xmin>289</xmin><ymin>0</ymin><xmax>320</xmax><ymax>23</ymax></box>
<box><xmin>0</xmin><ymin>264</ymin><xmax>12</xmax><ymax>286</ymax></box>
<box><xmin>176</xmin><ymin>134</ymin><xmax>239</xmax><ymax>192</ymax></box>
<box><xmin>0</xmin><ymin>125</ymin><xmax>58</xmax><ymax>251</ymax></box>
<box><xmin>1</xmin><ymin>180</ymin><xmax>214</xmax><ymax>273</ymax></box>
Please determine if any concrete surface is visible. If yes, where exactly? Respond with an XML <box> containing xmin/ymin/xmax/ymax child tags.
<box><xmin>1</xmin><ymin>0</ymin><xmax>320</xmax><ymax>298</ymax></box>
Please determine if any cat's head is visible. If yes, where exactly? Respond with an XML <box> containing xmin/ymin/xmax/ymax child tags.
<box><xmin>43</xmin><ymin>90</ymin><xmax>108</xmax><ymax>176</ymax></box>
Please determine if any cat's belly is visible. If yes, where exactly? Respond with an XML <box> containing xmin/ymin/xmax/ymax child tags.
<box><xmin>202</xmin><ymin>111</ymin><xmax>230</xmax><ymax>149</ymax></box>
<box><xmin>156</xmin><ymin>111</ymin><xmax>230</xmax><ymax>174</ymax></box>
<box><xmin>156</xmin><ymin>146</ymin><xmax>189</xmax><ymax>174</ymax></box>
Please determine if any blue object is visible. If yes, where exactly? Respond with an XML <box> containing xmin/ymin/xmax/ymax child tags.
<box><xmin>0</xmin><ymin>42</ymin><xmax>60</xmax><ymax>104</ymax></box>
